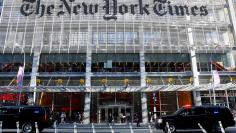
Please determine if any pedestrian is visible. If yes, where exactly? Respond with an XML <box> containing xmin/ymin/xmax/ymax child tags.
<box><xmin>119</xmin><ymin>113</ymin><xmax>124</xmax><ymax>123</ymax></box>
<box><xmin>75</xmin><ymin>112</ymin><xmax>80</xmax><ymax>123</ymax></box>
<box><xmin>108</xmin><ymin>113</ymin><xmax>113</xmax><ymax>125</ymax></box>
<box><xmin>135</xmin><ymin>113</ymin><xmax>141</xmax><ymax>127</ymax></box>
<box><xmin>60</xmin><ymin>112</ymin><xmax>66</xmax><ymax>124</ymax></box>
<box><xmin>53</xmin><ymin>112</ymin><xmax>59</xmax><ymax>124</ymax></box>
<box><xmin>150</xmin><ymin>113</ymin><xmax>154</xmax><ymax>126</ymax></box>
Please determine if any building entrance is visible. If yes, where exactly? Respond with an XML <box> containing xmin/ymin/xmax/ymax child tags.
<box><xmin>98</xmin><ymin>104</ymin><xmax>133</xmax><ymax>123</ymax></box>
<box><xmin>89</xmin><ymin>92</ymin><xmax>142</xmax><ymax>123</ymax></box>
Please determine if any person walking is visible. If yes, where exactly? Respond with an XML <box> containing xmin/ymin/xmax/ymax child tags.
<box><xmin>108</xmin><ymin>113</ymin><xmax>113</xmax><ymax>125</ymax></box>
<box><xmin>80</xmin><ymin>113</ymin><xmax>84</xmax><ymax>124</ymax></box>
<box><xmin>75</xmin><ymin>112</ymin><xmax>80</xmax><ymax>123</ymax></box>
<box><xmin>60</xmin><ymin>112</ymin><xmax>66</xmax><ymax>124</ymax></box>
<box><xmin>134</xmin><ymin>113</ymin><xmax>141</xmax><ymax>127</ymax></box>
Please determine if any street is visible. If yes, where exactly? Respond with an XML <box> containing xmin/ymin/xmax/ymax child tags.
<box><xmin>1</xmin><ymin>123</ymin><xmax>236</xmax><ymax>133</ymax></box>
<box><xmin>41</xmin><ymin>126</ymin><xmax>236</xmax><ymax>133</ymax></box>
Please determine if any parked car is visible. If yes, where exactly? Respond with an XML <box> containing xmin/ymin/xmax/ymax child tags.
<box><xmin>155</xmin><ymin>105</ymin><xmax>235</xmax><ymax>133</ymax></box>
<box><xmin>0</xmin><ymin>105</ymin><xmax>53</xmax><ymax>133</ymax></box>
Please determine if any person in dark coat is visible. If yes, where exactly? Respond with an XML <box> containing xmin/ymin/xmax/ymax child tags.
<box><xmin>134</xmin><ymin>113</ymin><xmax>141</xmax><ymax>127</ymax></box>
<box><xmin>108</xmin><ymin>113</ymin><xmax>113</xmax><ymax>125</ymax></box>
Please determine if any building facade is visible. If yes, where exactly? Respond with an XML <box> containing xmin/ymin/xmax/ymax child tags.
<box><xmin>0</xmin><ymin>0</ymin><xmax>236</xmax><ymax>124</ymax></box>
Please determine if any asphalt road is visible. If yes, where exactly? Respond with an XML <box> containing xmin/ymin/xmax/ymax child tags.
<box><xmin>41</xmin><ymin>127</ymin><xmax>236</xmax><ymax>133</ymax></box>
<box><xmin>36</xmin><ymin>127</ymin><xmax>235</xmax><ymax>133</ymax></box>
<box><xmin>1</xmin><ymin>124</ymin><xmax>236</xmax><ymax>133</ymax></box>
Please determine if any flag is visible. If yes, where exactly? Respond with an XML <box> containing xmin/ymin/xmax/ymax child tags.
<box><xmin>17</xmin><ymin>66</ymin><xmax>24</xmax><ymax>89</ymax></box>
<box><xmin>212</xmin><ymin>70</ymin><xmax>220</xmax><ymax>86</ymax></box>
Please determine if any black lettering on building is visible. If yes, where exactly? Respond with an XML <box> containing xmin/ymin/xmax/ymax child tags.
<box><xmin>153</xmin><ymin>1</ymin><xmax>167</xmax><ymax>16</ymax></box>
<box><xmin>89</xmin><ymin>4</ymin><xmax>98</xmax><ymax>15</ymax></box>
<box><xmin>82</xmin><ymin>2</ymin><xmax>88</xmax><ymax>15</ymax></box>
<box><xmin>200</xmin><ymin>6</ymin><xmax>208</xmax><ymax>16</ymax></box>
<box><xmin>20</xmin><ymin>0</ymin><xmax>34</xmax><ymax>16</ymax></box>
<box><xmin>130</xmin><ymin>4</ymin><xmax>138</xmax><ymax>15</ymax></box>
<box><xmin>47</xmin><ymin>5</ymin><xmax>54</xmax><ymax>15</ymax></box>
<box><xmin>119</xmin><ymin>4</ymin><xmax>128</xmax><ymax>15</ymax></box>
<box><xmin>103</xmin><ymin>0</ymin><xmax>117</xmax><ymax>20</ymax></box>
<box><xmin>73</xmin><ymin>4</ymin><xmax>81</xmax><ymax>15</ymax></box>
<box><xmin>191</xmin><ymin>6</ymin><xmax>198</xmax><ymax>16</ymax></box>
<box><xmin>174</xmin><ymin>5</ymin><xmax>189</xmax><ymax>16</ymax></box>
<box><xmin>139</xmin><ymin>0</ymin><xmax>150</xmax><ymax>15</ymax></box>
<box><xmin>35</xmin><ymin>0</ymin><xmax>45</xmax><ymax>17</ymax></box>
<box><xmin>19</xmin><ymin>0</ymin><xmax>209</xmax><ymax>20</ymax></box>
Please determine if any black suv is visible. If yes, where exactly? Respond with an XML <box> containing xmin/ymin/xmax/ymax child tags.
<box><xmin>0</xmin><ymin>106</ymin><xmax>53</xmax><ymax>132</ymax></box>
<box><xmin>155</xmin><ymin>105</ymin><xmax>235</xmax><ymax>133</ymax></box>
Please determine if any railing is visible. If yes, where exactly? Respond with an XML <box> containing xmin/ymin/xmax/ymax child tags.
<box><xmin>92</xmin><ymin>67</ymin><xmax>140</xmax><ymax>73</ymax></box>
<box><xmin>145</xmin><ymin>67</ymin><xmax>191</xmax><ymax>72</ymax></box>
<box><xmin>91</xmin><ymin>80</ymin><xmax>140</xmax><ymax>86</ymax></box>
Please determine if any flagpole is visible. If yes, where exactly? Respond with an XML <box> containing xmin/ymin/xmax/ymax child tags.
<box><xmin>18</xmin><ymin>52</ymin><xmax>25</xmax><ymax>106</ymax></box>
<box><xmin>211</xmin><ymin>52</ymin><xmax>216</xmax><ymax>106</ymax></box>
<box><xmin>211</xmin><ymin>45</ymin><xmax>221</xmax><ymax>106</ymax></box>
<box><xmin>16</xmin><ymin>44</ymin><xmax>25</xmax><ymax>106</ymax></box>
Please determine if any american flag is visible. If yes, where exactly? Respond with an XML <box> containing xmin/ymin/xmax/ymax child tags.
<box><xmin>17</xmin><ymin>66</ymin><xmax>24</xmax><ymax>89</ymax></box>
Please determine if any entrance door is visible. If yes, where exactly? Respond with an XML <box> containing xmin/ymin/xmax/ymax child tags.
<box><xmin>99</xmin><ymin>106</ymin><xmax>132</xmax><ymax>123</ymax></box>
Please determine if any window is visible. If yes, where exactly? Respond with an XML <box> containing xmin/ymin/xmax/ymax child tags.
<box><xmin>0</xmin><ymin>108</ymin><xmax>7</xmax><ymax>114</ymax></box>
<box><xmin>117</xmin><ymin>32</ymin><xmax>124</xmax><ymax>44</ymax></box>
<box><xmin>98</xmin><ymin>32</ymin><xmax>106</xmax><ymax>44</ymax></box>
<box><xmin>107</xmin><ymin>32</ymin><xmax>115</xmax><ymax>44</ymax></box>
<box><xmin>192</xmin><ymin>107</ymin><xmax>205</xmax><ymax>115</ymax></box>
<box><xmin>179</xmin><ymin>109</ymin><xmax>192</xmax><ymax>116</ymax></box>
<box><xmin>144</xmin><ymin>32</ymin><xmax>151</xmax><ymax>44</ymax></box>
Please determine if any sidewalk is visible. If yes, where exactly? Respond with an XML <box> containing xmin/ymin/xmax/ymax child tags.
<box><xmin>56</xmin><ymin>123</ymin><xmax>154</xmax><ymax>129</ymax></box>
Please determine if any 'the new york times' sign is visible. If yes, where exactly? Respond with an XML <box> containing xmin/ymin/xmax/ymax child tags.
<box><xmin>20</xmin><ymin>0</ymin><xmax>208</xmax><ymax>20</ymax></box>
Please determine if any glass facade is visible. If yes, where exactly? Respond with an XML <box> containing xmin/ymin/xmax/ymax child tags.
<box><xmin>0</xmin><ymin>0</ymin><xmax>236</xmax><ymax>123</ymax></box>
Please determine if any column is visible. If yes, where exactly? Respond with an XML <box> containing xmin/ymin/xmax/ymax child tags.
<box><xmin>84</xmin><ymin>93</ymin><xmax>91</xmax><ymax>124</ymax></box>
<box><xmin>226</xmin><ymin>0</ymin><xmax>236</xmax><ymax>69</ymax></box>
<box><xmin>83</xmin><ymin>26</ymin><xmax>92</xmax><ymax>124</ymax></box>
<box><xmin>139</xmin><ymin>26</ymin><xmax>148</xmax><ymax>124</ymax></box>
<box><xmin>105</xmin><ymin>108</ymin><xmax>108</xmax><ymax>123</ymax></box>
<box><xmin>227</xmin><ymin>0</ymin><xmax>236</xmax><ymax>42</ymax></box>
<box><xmin>188</xmin><ymin>19</ymin><xmax>201</xmax><ymax>106</ymax></box>
<box><xmin>30</xmin><ymin>52</ymin><xmax>40</xmax><ymax>104</ymax></box>
<box><xmin>98</xmin><ymin>108</ymin><xmax>101</xmax><ymax>123</ymax></box>
<box><xmin>30</xmin><ymin>24</ymin><xmax>43</xmax><ymax>105</ymax></box>
<box><xmin>118</xmin><ymin>108</ymin><xmax>121</xmax><ymax>123</ymax></box>
<box><xmin>227</xmin><ymin>51</ymin><xmax>236</xmax><ymax>68</ymax></box>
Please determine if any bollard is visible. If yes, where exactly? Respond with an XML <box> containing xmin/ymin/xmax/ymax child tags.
<box><xmin>54</xmin><ymin>121</ymin><xmax>58</xmax><ymax>133</ymax></box>
<box><xmin>73</xmin><ymin>122</ymin><xmax>77</xmax><ymax>133</ymax></box>
<box><xmin>109</xmin><ymin>124</ymin><xmax>114</xmax><ymax>133</ymax></box>
<box><xmin>129</xmin><ymin>123</ymin><xmax>134</xmax><ymax>133</ymax></box>
<box><xmin>92</xmin><ymin>123</ymin><xmax>96</xmax><ymax>133</ymax></box>
<box><xmin>166</xmin><ymin>122</ymin><xmax>171</xmax><ymax>133</ymax></box>
<box><xmin>0</xmin><ymin>121</ymin><xmax>2</xmax><ymax>133</ymax></box>
<box><xmin>218</xmin><ymin>121</ymin><xmax>225</xmax><ymax>133</ymax></box>
<box><xmin>35</xmin><ymin>122</ymin><xmax>39</xmax><ymax>133</ymax></box>
<box><xmin>148</xmin><ymin>123</ymin><xmax>152</xmax><ymax>133</ymax></box>
<box><xmin>198</xmin><ymin>123</ymin><xmax>207</xmax><ymax>133</ymax></box>
<box><xmin>16</xmin><ymin>121</ymin><xmax>20</xmax><ymax>133</ymax></box>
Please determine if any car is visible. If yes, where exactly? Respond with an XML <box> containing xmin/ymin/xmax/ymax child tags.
<box><xmin>155</xmin><ymin>105</ymin><xmax>235</xmax><ymax>133</ymax></box>
<box><xmin>0</xmin><ymin>105</ymin><xmax>53</xmax><ymax>133</ymax></box>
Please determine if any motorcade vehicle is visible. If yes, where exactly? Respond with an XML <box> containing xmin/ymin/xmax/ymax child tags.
<box><xmin>0</xmin><ymin>105</ymin><xmax>53</xmax><ymax>133</ymax></box>
<box><xmin>155</xmin><ymin>105</ymin><xmax>235</xmax><ymax>133</ymax></box>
